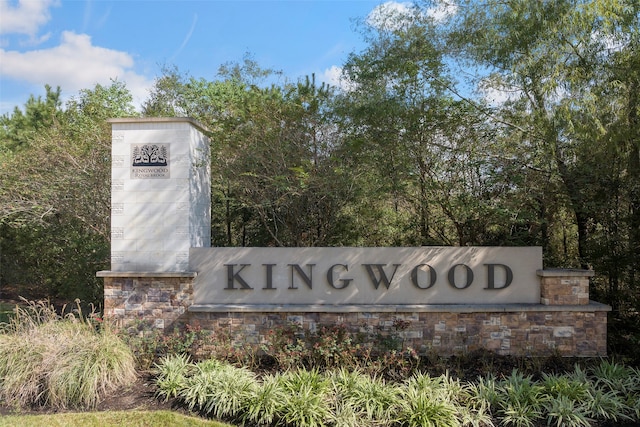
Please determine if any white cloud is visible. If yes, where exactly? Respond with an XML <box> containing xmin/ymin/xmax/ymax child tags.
<box><xmin>478</xmin><ymin>76</ymin><xmax>521</xmax><ymax>107</ymax></box>
<box><xmin>427</xmin><ymin>1</ymin><xmax>458</xmax><ymax>22</ymax></box>
<box><xmin>0</xmin><ymin>31</ymin><xmax>153</xmax><ymax>108</ymax></box>
<box><xmin>322</xmin><ymin>65</ymin><xmax>343</xmax><ymax>88</ymax></box>
<box><xmin>321</xmin><ymin>65</ymin><xmax>357</xmax><ymax>93</ymax></box>
<box><xmin>367</xmin><ymin>2</ymin><xmax>417</xmax><ymax>32</ymax></box>
<box><xmin>0</xmin><ymin>0</ymin><xmax>59</xmax><ymax>36</ymax></box>
<box><xmin>366</xmin><ymin>1</ymin><xmax>458</xmax><ymax>31</ymax></box>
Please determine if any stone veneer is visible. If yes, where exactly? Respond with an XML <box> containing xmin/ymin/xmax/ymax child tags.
<box><xmin>98</xmin><ymin>269</ymin><xmax>610</xmax><ymax>357</ymax></box>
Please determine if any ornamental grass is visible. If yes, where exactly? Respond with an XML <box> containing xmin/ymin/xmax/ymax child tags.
<box><xmin>0</xmin><ymin>299</ymin><xmax>136</xmax><ymax>409</ymax></box>
<box><xmin>155</xmin><ymin>355</ymin><xmax>640</xmax><ymax>427</ymax></box>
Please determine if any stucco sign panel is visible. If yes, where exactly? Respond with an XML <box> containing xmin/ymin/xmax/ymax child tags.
<box><xmin>190</xmin><ymin>246</ymin><xmax>542</xmax><ymax>306</ymax></box>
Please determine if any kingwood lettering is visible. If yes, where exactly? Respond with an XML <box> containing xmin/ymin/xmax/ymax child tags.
<box><xmin>223</xmin><ymin>263</ymin><xmax>513</xmax><ymax>291</ymax></box>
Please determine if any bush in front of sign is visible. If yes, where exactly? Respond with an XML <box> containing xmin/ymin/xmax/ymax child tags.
<box><xmin>260</xmin><ymin>323</ymin><xmax>308</xmax><ymax>370</ymax></box>
<box><xmin>310</xmin><ymin>324</ymin><xmax>360</xmax><ymax>369</ymax></box>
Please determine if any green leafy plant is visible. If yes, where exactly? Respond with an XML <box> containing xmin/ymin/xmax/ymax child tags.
<box><xmin>196</xmin><ymin>325</ymin><xmax>259</xmax><ymax>368</ymax></box>
<box><xmin>542</xmin><ymin>372</ymin><xmax>590</xmax><ymax>400</ymax></box>
<box><xmin>330</xmin><ymin>367</ymin><xmax>400</xmax><ymax>425</ymax></box>
<box><xmin>310</xmin><ymin>324</ymin><xmax>360</xmax><ymax>369</ymax></box>
<box><xmin>242</xmin><ymin>373</ymin><xmax>286</xmax><ymax>426</ymax></box>
<box><xmin>496</xmin><ymin>370</ymin><xmax>546</xmax><ymax>427</ymax></box>
<box><xmin>260</xmin><ymin>322</ymin><xmax>309</xmax><ymax>370</ymax></box>
<box><xmin>583</xmin><ymin>387</ymin><xmax>629</xmax><ymax>423</ymax></box>
<box><xmin>397</xmin><ymin>372</ymin><xmax>463</xmax><ymax>427</ymax></box>
<box><xmin>154</xmin><ymin>353</ymin><xmax>193</xmax><ymax>402</ymax></box>
<box><xmin>275</xmin><ymin>369</ymin><xmax>332</xmax><ymax>427</ymax></box>
<box><xmin>178</xmin><ymin>360</ymin><xmax>257</xmax><ymax>421</ymax></box>
<box><xmin>589</xmin><ymin>360</ymin><xmax>639</xmax><ymax>422</ymax></box>
<box><xmin>543</xmin><ymin>395</ymin><xmax>591</xmax><ymax>427</ymax></box>
<box><xmin>161</xmin><ymin>324</ymin><xmax>209</xmax><ymax>357</ymax></box>
<box><xmin>117</xmin><ymin>319</ymin><xmax>162</xmax><ymax>371</ymax></box>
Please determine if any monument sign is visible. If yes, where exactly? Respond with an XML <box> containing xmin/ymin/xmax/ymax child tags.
<box><xmin>99</xmin><ymin>118</ymin><xmax>611</xmax><ymax>357</ymax></box>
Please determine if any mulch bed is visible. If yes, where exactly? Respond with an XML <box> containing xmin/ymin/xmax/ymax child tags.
<box><xmin>0</xmin><ymin>374</ymin><xmax>176</xmax><ymax>416</ymax></box>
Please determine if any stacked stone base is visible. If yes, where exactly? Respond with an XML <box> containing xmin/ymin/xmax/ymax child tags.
<box><xmin>186</xmin><ymin>307</ymin><xmax>607</xmax><ymax>357</ymax></box>
<box><xmin>98</xmin><ymin>270</ymin><xmax>609</xmax><ymax>357</ymax></box>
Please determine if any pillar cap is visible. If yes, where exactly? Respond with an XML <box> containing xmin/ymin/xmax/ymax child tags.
<box><xmin>97</xmin><ymin>270</ymin><xmax>197</xmax><ymax>278</ymax></box>
<box><xmin>536</xmin><ymin>268</ymin><xmax>595</xmax><ymax>277</ymax></box>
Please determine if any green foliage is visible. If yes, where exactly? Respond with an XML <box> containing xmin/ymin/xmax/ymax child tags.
<box><xmin>495</xmin><ymin>370</ymin><xmax>546</xmax><ymax>427</ymax></box>
<box><xmin>330</xmin><ymin>367</ymin><xmax>400</xmax><ymax>425</ymax></box>
<box><xmin>276</xmin><ymin>369</ymin><xmax>333</xmax><ymax>427</ymax></box>
<box><xmin>309</xmin><ymin>324</ymin><xmax>361</xmax><ymax>369</ymax></box>
<box><xmin>260</xmin><ymin>322</ymin><xmax>308</xmax><ymax>370</ymax></box>
<box><xmin>194</xmin><ymin>364</ymin><xmax>257</xmax><ymax>420</ymax></box>
<box><xmin>0</xmin><ymin>80</ymin><xmax>136</xmax><ymax>306</ymax></box>
<box><xmin>0</xmin><ymin>85</ymin><xmax>62</xmax><ymax>152</ymax></box>
<box><xmin>151</xmin><ymin>354</ymin><xmax>640</xmax><ymax>427</ymax></box>
<box><xmin>242</xmin><ymin>373</ymin><xmax>286</xmax><ymax>426</ymax></box>
<box><xmin>154</xmin><ymin>353</ymin><xmax>193</xmax><ymax>402</ymax></box>
<box><xmin>117</xmin><ymin>319</ymin><xmax>164</xmax><ymax>371</ymax></box>
<box><xmin>543</xmin><ymin>395</ymin><xmax>591</xmax><ymax>427</ymax></box>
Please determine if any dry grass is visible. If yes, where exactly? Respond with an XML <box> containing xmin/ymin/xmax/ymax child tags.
<box><xmin>0</xmin><ymin>299</ymin><xmax>137</xmax><ymax>409</ymax></box>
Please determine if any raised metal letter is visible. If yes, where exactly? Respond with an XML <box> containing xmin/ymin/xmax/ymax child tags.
<box><xmin>363</xmin><ymin>264</ymin><xmax>400</xmax><ymax>290</ymax></box>
<box><xmin>447</xmin><ymin>264</ymin><xmax>473</xmax><ymax>289</ymax></box>
<box><xmin>288</xmin><ymin>264</ymin><xmax>314</xmax><ymax>289</ymax></box>
<box><xmin>411</xmin><ymin>264</ymin><xmax>437</xmax><ymax>289</ymax></box>
<box><xmin>263</xmin><ymin>264</ymin><xmax>276</xmax><ymax>290</ymax></box>
<box><xmin>327</xmin><ymin>264</ymin><xmax>352</xmax><ymax>289</ymax></box>
<box><xmin>484</xmin><ymin>264</ymin><xmax>513</xmax><ymax>289</ymax></box>
<box><xmin>225</xmin><ymin>264</ymin><xmax>252</xmax><ymax>290</ymax></box>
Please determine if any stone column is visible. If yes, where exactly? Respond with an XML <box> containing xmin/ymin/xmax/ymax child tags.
<box><xmin>537</xmin><ymin>268</ymin><xmax>593</xmax><ymax>305</ymax></box>
<box><xmin>98</xmin><ymin>118</ymin><xmax>210</xmax><ymax>328</ymax></box>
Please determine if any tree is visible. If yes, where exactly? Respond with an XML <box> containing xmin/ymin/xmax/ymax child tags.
<box><xmin>145</xmin><ymin>61</ymin><xmax>355</xmax><ymax>247</ymax></box>
<box><xmin>450</xmin><ymin>0</ymin><xmax>639</xmax><ymax>309</ymax></box>
<box><xmin>0</xmin><ymin>85</ymin><xmax>62</xmax><ymax>153</ymax></box>
<box><xmin>336</xmin><ymin>3</ymin><xmax>533</xmax><ymax>247</ymax></box>
<box><xmin>0</xmin><ymin>81</ymin><xmax>137</xmax><ymax>303</ymax></box>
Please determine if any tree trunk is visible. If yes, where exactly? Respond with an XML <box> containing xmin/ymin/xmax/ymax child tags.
<box><xmin>627</xmin><ymin>75</ymin><xmax>640</xmax><ymax>295</ymax></box>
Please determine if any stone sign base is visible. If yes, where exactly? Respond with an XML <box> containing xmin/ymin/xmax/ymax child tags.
<box><xmin>98</xmin><ymin>269</ymin><xmax>610</xmax><ymax>357</ymax></box>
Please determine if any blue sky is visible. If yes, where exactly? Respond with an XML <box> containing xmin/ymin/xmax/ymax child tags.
<box><xmin>0</xmin><ymin>0</ymin><xmax>405</xmax><ymax>115</ymax></box>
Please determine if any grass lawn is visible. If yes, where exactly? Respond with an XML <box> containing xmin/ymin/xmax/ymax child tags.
<box><xmin>0</xmin><ymin>410</ymin><xmax>233</xmax><ymax>427</ymax></box>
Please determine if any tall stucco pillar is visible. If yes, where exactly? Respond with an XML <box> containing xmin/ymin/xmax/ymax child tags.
<box><xmin>105</xmin><ymin>117</ymin><xmax>211</xmax><ymax>272</ymax></box>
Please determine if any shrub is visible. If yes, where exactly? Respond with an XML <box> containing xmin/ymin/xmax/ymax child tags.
<box><xmin>543</xmin><ymin>395</ymin><xmax>591</xmax><ymax>427</ymax></box>
<box><xmin>310</xmin><ymin>324</ymin><xmax>360</xmax><ymax>369</ymax></box>
<box><xmin>260</xmin><ymin>322</ymin><xmax>308</xmax><ymax>370</ymax></box>
<box><xmin>154</xmin><ymin>353</ymin><xmax>193</xmax><ymax>402</ymax></box>
<box><xmin>397</xmin><ymin>372</ymin><xmax>464</xmax><ymax>427</ymax></box>
<box><xmin>495</xmin><ymin>370</ymin><xmax>546</xmax><ymax>427</ymax></box>
<box><xmin>153</xmin><ymin>356</ymin><xmax>640</xmax><ymax>427</ymax></box>
<box><xmin>275</xmin><ymin>369</ymin><xmax>333</xmax><ymax>427</ymax></box>
<box><xmin>242</xmin><ymin>373</ymin><xmax>286</xmax><ymax>426</ymax></box>
<box><xmin>178</xmin><ymin>359</ymin><xmax>258</xmax><ymax>421</ymax></box>
<box><xmin>0</xmin><ymin>299</ymin><xmax>136</xmax><ymax>409</ymax></box>
<box><xmin>117</xmin><ymin>319</ymin><xmax>163</xmax><ymax>371</ymax></box>
<box><xmin>329</xmin><ymin>367</ymin><xmax>400</xmax><ymax>425</ymax></box>
<box><xmin>589</xmin><ymin>360</ymin><xmax>639</xmax><ymax>422</ymax></box>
